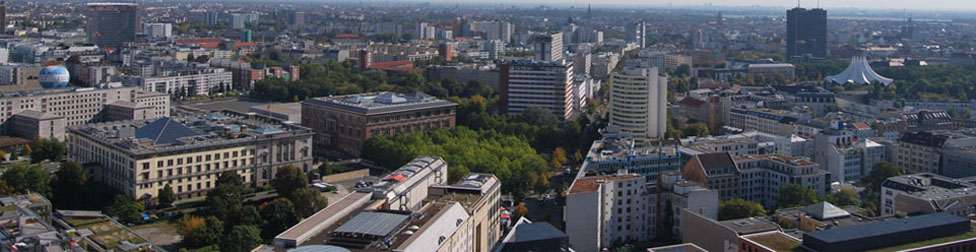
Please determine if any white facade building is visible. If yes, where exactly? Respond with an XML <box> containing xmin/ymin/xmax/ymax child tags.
<box><xmin>608</xmin><ymin>67</ymin><xmax>667</xmax><ymax>139</ymax></box>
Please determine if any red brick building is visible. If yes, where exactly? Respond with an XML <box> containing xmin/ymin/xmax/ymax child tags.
<box><xmin>301</xmin><ymin>92</ymin><xmax>457</xmax><ymax>156</ymax></box>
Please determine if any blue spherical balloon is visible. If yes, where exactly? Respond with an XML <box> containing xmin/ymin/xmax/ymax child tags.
<box><xmin>39</xmin><ymin>66</ymin><xmax>70</xmax><ymax>89</ymax></box>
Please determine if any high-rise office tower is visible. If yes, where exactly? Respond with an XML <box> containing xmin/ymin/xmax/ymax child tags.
<box><xmin>787</xmin><ymin>7</ymin><xmax>828</xmax><ymax>59</ymax></box>
<box><xmin>627</xmin><ymin>20</ymin><xmax>646</xmax><ymax>48</ymax></box>
<box><xmin>534</xmin><ymin>32</ymin><xmax>563</xmax><ymax>62</ymax></box>
<box><xmin>1</xmin><ymin>1</ymin><xmax>6</xmax><ymax>34</ymax></box>
<box><xmin>205</xmin><ymin>11</ymin><xmax>220</xmax><ymax>25</ymax></box>
<box><xmin>608</xmin><ymin>67</ymin><xmax>667</xmax><ymax>139</ymax></box>
<box><xmin>241</xmin><ymin>29</ymin><xmax>252</xmax><ymax>42</ymax></box>
<box><xmin>87</xmin><ymin>3</ymin><xmax>138</xmax><ymax>48</ymax></box>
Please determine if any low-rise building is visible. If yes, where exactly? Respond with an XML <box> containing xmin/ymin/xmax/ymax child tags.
<box><xmin>684</xmin><ymin>152</ymin><xmax>830</xmax><ymax>208</ymax></box>
<box><xmin>272</xmin><ymin>158</ymin><xmax>503</xmax><ymax>252</ymax></box>
<box><xmin>122</xmin><ymin>68</ymin><xmax>233</xmax><ymax>96</ymax></box>
<box><xmin>68</xmin><ymin>112</ymin><xmax>313</xmax><ymax>201</ymax></box>
<box><xmin>301</xmin><ymin>92</ymin><xmax>456</xmax><ymax>156</ymax></box>
<box><xmin>581</xmin><ymin>134</ymin><xmax>682</xmax><ymax>182</ymax></box>
<box><xmin>728</xmin><ymin>108</ymin><xmax>799</xmax><ymax>137</ymax></box>
<box><xmin>54</xmin><ymin>210</ymin><xmax>161</xmax><ymax>251</ymax></box>
<box><xmin>0</xmin><ymin>86</ymin><xmax>169</xmax><ymax>141</ymax></box>
<box><xmin>881</xmin><ymin>173</ymin><xmax>976</xmax><ymax>217</ymax></box>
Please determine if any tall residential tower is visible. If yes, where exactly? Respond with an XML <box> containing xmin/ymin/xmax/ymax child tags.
<box><xmin>608</xmin><ymin>67</ymin><xmax>667</xmax><ymax>139</ymax></box>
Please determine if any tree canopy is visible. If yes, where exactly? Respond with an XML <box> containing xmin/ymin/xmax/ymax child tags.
<box><xmin>362</xmin><ymin>127</ymin><xmax>549</xmax><ymax>195</ymax></box>
<box><xmin>719</xmin><ymin>198</ymin><xmax>767</xmax><ymax>220</ymax></box>
<box><xmin>777</xmin><ymin>184</ymin><xmax>820</xmax><ymax>209</ymax></box>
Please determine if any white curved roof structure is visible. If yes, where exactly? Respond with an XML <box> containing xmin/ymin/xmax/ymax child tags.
<box><xmin>825</xmin><ymin>56</ymin><xmax>894</xmax><ymax>86</ymax></box>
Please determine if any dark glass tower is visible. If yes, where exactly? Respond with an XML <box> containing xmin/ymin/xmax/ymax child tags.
<box><xmin>87</xmin><ymin>3</ymin><xmax>138</xmax><ymax>48</ymax></box>
<box><xmin>787</xmin><ymin>7</ymin><xmax>827</xmax><ymax>59</ymax></box>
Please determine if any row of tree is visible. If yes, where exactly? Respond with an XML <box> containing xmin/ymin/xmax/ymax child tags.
<box><xmin>250</xmin><ymin>60</ymin><xmax>494</xmax><ymax>102</ymax></box>
<box><xmin>179</xmin><ymin>166</ymin><xmax>328</xmax><ymax>250</ymax></box>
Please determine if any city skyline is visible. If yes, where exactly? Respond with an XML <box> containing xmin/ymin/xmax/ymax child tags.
<box><xmin>370</xmin><ymin>0</ymin><xmax>976</xmax><ymax>11</ymax></box>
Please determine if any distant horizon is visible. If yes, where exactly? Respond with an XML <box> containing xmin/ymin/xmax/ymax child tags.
<box><xmin>337</xmin><ymin>0</ymin><xmax>976</xmax><ymax>12</ymax></box>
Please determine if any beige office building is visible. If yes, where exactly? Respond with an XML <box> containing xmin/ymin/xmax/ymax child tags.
<box><xmin>68</xmin><ymin>112</ymin><xmax>313</xmax><ymax>202</ymax></box>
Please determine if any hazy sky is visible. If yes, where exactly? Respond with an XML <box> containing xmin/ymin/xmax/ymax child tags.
<box><xmin>413</xmin><ymin>0</ymin><xmax>976</xmax><ymax>11</ymax></box>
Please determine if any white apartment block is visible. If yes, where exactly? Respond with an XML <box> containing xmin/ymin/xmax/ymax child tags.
<box><xmin>0</xmin><ymin>87</ymin><xmax>169</xmax><ymax>140</ymax></box>
<box><xmin>608</xmin><ymin>67</ymin><xmax>667</xmax><ymax>139</ymax></box>
<box><xmin>566</xmin><ymin>174</ymin><xmax>651</xmax><ymax>252</ymax></box>
<box><xmin>728</xmin><ymin>108</ymin><xmax>798</xmax><ymax>136</ymax></box>
<box><xmin>123</xmin><ymin>69</ymin><xmax>233</xmax><ymax>96</ymax></box>
<box><xmin>501</xmin><ymin>60</ymin><xmax>577</xmax><ymax>119</ymax></box>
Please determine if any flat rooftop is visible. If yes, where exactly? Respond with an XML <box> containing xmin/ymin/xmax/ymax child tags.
<box><xmin>742</xmin><ymin>231</ymin><xmax>802</xmax><ymax>252</ymax></box>
<box><xmin>568</xmin><ymin>174</ymin><xmax>642</xmax><ymax>194</ymax></box>
<box><xmin>69</xmin><ymin>112</ymin><xmax>311</xmax><ymax>156</ymax></box>
<box><xmin>734</xmin><ymin>154</ymin><xmax>817</xmax><ymax>167</ymax></box>
<box><xmin>719</xmin><ymin>217</ymin><xmax>781</xmax><ymax>235</ymax></box>
<box><xmin>303</xmin><ymin>91</ymin><xmax>456</xmax><ymax>115</ymax></box>
<box><xmin>882</xmin><ymin>173</ymin><xmax>976</xmax><ymax>199</ymax></box>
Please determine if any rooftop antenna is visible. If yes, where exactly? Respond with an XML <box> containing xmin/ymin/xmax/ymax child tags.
<box><xmin>797</xmin><ymin>0</ymin><xmax>801</xmax><ymax>8</ymax></box>
<box><xmin>817</xmin><ymin>0</ymin><xmax>820</xmax><ymax>8</ymax></box>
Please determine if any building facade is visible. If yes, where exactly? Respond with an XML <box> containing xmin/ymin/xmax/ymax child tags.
<box><xmin>68</xmin><ymin>113</ymin><xmax>313</xmax><ymax>202</ymax></box>
<box><xmin>0</xmin><ymin>87</ymin><xmax>169</xmax><ymax>140</ymax></box>
<box><xmin>301</xmin><ymin>92</ymin><xmax>456</xmax><ymax>156</ymax></box>
<box><xmin>87</xmin><ymin>3</ymin><xmax>139</xmax><ymax>48</ymax></box>
<box><xmin>608</xmin><ymin>67</ymin><xmax>667</xmax><ymax>139</ymax></box>
<box><xmin>786</xmin><ymin>7</ymin><xmax>827</xmax><ymax>58</ymax></box>
<box><xmin>499</xmin><ymin>60</ymin><xmax>576</xmax><ymax>119</ymax></box>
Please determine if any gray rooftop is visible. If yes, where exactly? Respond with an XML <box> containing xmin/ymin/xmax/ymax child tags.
<box><xmin>303</xmin><ymin>91</ymin><xmax>456</xmax><ymax>115</ymax></box>
<box><xmin>332</xmin><ymin>212</ymin><xmax>410</xmax><ymax>237</ymax></box>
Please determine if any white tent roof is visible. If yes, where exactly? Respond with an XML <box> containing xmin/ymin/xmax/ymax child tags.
<box><xmin>825</xmin><ymin>56</ymin><xmax>894</xmax><ymax>86</ymax></box>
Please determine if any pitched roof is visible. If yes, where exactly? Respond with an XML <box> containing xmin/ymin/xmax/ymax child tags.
<box><xmin>508</xmin><ymin>219</ymin><xmax>567</xmax><ymax>243</ymax></box>
<box><xmin>802</xmin><ymin>201</ymin><xmax>850</xmax><ymax>220</ymax></box>
<box><xmin>677</xmin><ymin>97</ymin><xmax>705</xmax><ymax>107</ymax></box>
<box><xmin>135</xmin><ymin>117</ymin><xmax>203</xmax><ymax>145</ymax></box>
<box><xmin>696</xmin><ymin>152</ymin><xmax>735</xmax><ymax>171</ymax></box>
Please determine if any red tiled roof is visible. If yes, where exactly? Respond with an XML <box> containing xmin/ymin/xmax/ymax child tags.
<box><xmin>234</xmin><ymin>42</ymin><xmax>256</xmax><ymax>47</ymax></box>
<box><xmin>677</xmin><ymin>97</ymin><xmax>706</xmax><ymax>107</ymax></box>
<box><xmin>335</xmin><ymin>34</ymin><xmax>361</xmax><ymax>39</ymax></box>
<box><xmin>368</xmin><ymin>60</ymin><xmax>422</xmax><ymax>73</ymax></box>
<box><xmin>176</xmin><ymin>38</ymin><xmax>222</xmax><ymax>44</ymax></box>
<box><xmin>852</xmin><ymin>122</ymin><xmax>871</xmax><ymax>130</ymax></box>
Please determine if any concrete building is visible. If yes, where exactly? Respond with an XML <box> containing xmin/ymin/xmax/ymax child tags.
<box><xmin>301</xmin><ymin>92</ymin><xmax>456</xmax><ymax>156</ymax></box>
<box><xmin>896</xmin><ymin>131</ymin><xmax>954</xmax><ymax>174</ymax></box>
<box><xmin>122</xmin><ymin>68</ymin><xmax>233</xmax><ymax>96</ymax></box>
<box><xmin>499</xmin><ymin>60</ymin><xmax>576</xmax><ymax>119</ymax></box>
<box><xmin>0</xmin><ymin>87</ymin><xmax>169</xmax><ymax>141</ymax></box>
<box><xmin>54</xmin><ymin>210</ymin><xmax>161</xmax><ymax>251</ymax></box>
<box><xmin>814</xmin><ymin>129</ymin><xmax>889</xmax><ymax>183</ymax></box>
<box><xmin>581</xmin><ymin>134</ymin><xmax>682</xmax><ymax>182</ymax></box>
<box><xmin>729</xmin><ymin>108</ymin><xmax>799</xmax><ymax>136</ymax></box>
<box><xmin>143</xmin><ymin>23</ymin><xmax>172</xmax><ymax>39</ymax></box>
<box><xmin>608</xmin><ymin>67</ymin><xmax>667</xmax><ymax>139</ymax></box>
<box><xmin>87</xmin><ymin>3</ymin><xmax>139</xmax><ymax>48</ymax></box>
<box><xmin>272</xmin><ymin>158</ymin><xmax>503</xmax><ymax>252</ymax></box>
<box><xmin>880</xmin><ymin>173</ymin><xmax>976</xmax><ymax>217</ymax></box>
<box><xmin>684</xmin><ymin>152</ymin><xmax>830</xmax><ymax>208</ymax></box>
<box><xmin>68</xmin><ymin>112</ymin><xmax>313</xmax><ymax>201</ymax></box>
<box><xmin>658</xmin><ymin>172</ymin><xmax>719</xmax><ymax>241</ymax></box>
<box><xmin>801</xmin><ymin>213</ymin><xmax>975</xmax><ymax>252</ymax></box>
<box><xmin>534</xmin><ymin>32</ymin><xmax>564</xmax><ymax>62</ymax></box>
<box><xmin>626</xmin><ymin>21</ymin><xmax>646</xmax><ymax>48</ymax></box>
<box><xmin>566</xmin><ymin>174</ymin><xmax>651</xmax><ymax>252</ymax></box>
